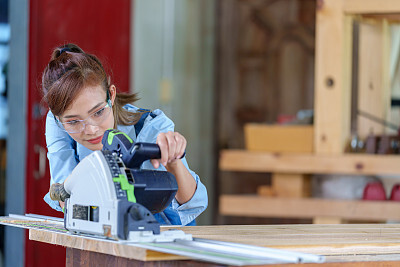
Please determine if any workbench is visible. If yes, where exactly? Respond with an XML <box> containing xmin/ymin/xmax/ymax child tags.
<box><xmin>9</xmin><ymin>219</ymin><xmax>400</xmax><ymax>266</ymax></box>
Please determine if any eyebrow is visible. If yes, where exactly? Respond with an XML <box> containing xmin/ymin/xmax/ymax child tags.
<box><xmin>63</xmin><ymin>102</ymin><xmax>104</xmax><ymax>119</ymax></box>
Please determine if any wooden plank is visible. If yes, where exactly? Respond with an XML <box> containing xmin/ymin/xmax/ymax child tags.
<box><xmin>169</xmin><ymin>224</ymin><xmax>400</xmax><ymax>256</ymax></box>
<box><xmin>343</xmin><ymin>0</ymin><xmax>400</xmax><ymax>14</ymax></box>
<box><xmin>65</xmin><ymin>247</ymin><xmax>208</xmax><ymax>267</ymax></box>
<box><xmin>244</xmin><ymin>124</ymin><xmax>314</xmax><ymax>153</ymax></box>
<box><xmin>28</xmin><ymin>221</ymin><xmax>400</xmax><ymax>256</ymax></box>
<box><xmin>220</xmin><ymin>149</ymin><xmax>400</xmax><ymax>175</ymax></box>
<box><xmin>313</xmin><ymin>216</ymin><xmax>344</xmax><ymax>224</ymax></box>
<box><xmin>28</xmin><ymin>229</ymin><xmax>186</xmax><ymax>262</ymax></box>
<box><xmin>314</xmin><ymin>0</ymin><xmax>352</xmax><ymax>154</ymax></box>
<box><xmin>257</xmin><ymin>185</ymin><xmax>275</xmax><ymax>197</ymax></box>
<box><xmin>65</xmin><ymin>246</ymin><xmax>400</xmax><ymax>267</ymax></box>
<box><xmin>362</xmin><ymin>14</ymin><xmax>400</xmax><ymax>22</ymax></box>
<box><xmin>219</xmin><ymin>195</ymin><xmax>400</xmax><ymax>221</ymax></box>
<box><xmin>357</xmin><ymin>19</ymin><xmax>389</xmax><ymax>138</ymax></box>
<box><xmin>24</xmin><ymin>220</ymin><xmax>400</xmax><ymax>265</ymax></box>
<box><xmin>271</xmin><ymin>173</ymin><xmax>311</xmax><ymax>198</ymax></box>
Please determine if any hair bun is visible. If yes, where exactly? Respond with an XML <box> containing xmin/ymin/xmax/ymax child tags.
<box><xmin>59</xmin><ymin>47</ymin><xmax>71</xmax><ymax>56</ymax></box>
<box><xmin>52</xmin><ymin>43</ymin><xmax>84</xmax><ymax>60</ymax></box>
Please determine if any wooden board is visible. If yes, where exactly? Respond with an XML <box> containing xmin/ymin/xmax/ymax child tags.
<box><xmin>244</xmin><ymin>124</ymin><xmax>314</xmax><ymax>153</ymax></box>
<box><xmin>220</xmin><ymin>149</ymin><xmax>400</xmax><ymax>175</ymax></box>
<box><xmin>343</xmin><ymin>0</ymin><xmax>400</xmax><ymax>14</ymax></box>
<box><xmin>357</xmin><ymin>19</ymin><xmax>390</xmax><ymax>138</ymax></box>
<box><xmin>0</xmin><ymin>217</ymin><xmax>184</xmax><ymax>262</ymax></box>
<box><xmin>220</xmin><ymin>195</ymin><xmax>400</xmax><ymax>221</ymax></box>
<box><xmin>175</xmin><ymin>224</ymin><xmax>400</xmax><ymax>256</ymax></box>
<box><xmin>273</xmin><ymin>173</ymin><xmax>311</xmax><ymax>198</ymax></box>
<box><xmin>314</xmin><ymin>0</ymin><xmax>352</xmax><ymax>154</ymax></box>
<box><xmin>27</xmin><ymin>222</ymin><xmax>400</xmax><ymax>257</ymax></box>
<box><xmin>5</xmin><ymin>216</ymin><xmax>400</xmax><ymax>265</ymax></box>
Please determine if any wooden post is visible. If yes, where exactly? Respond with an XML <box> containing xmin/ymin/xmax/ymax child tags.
<box><xmin>357</xmin><ymin>19</ymin><xmax>391</xmax><ymax>138</ymax></box>
<box><xmin>314</xmin><ymin>0</ymin><xmax>353</xmax><ymax>154</ymax></box>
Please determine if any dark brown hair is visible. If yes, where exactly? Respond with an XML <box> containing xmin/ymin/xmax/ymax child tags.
<box><xmin>41</xmin><ymin>43</ymin><xmax>141</xmax><ymax>126</ymax></box>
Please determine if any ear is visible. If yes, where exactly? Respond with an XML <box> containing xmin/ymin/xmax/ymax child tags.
<box><xmin>109</xmin><ymin>85</ymin><xmax>117</xmax><ymax>105</ymax></box>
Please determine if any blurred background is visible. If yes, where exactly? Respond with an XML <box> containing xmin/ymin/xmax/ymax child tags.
<box><xmin>2</xmin><ymin>0</ymin><xmax>400</xmax><ymax>266</ymax></box>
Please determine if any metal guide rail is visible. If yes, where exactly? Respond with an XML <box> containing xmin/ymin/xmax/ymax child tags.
<box><xmin>0</xmin><ymin>214</ymin><xmax>325</xmax><ymax>266</ymax></box>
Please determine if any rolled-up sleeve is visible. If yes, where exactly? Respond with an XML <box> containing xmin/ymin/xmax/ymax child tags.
<box><xmin>43</xmin><ymin>111</ymin><xmax>79</xmax><ymax>211</ymax></box>
<box><xmin>139</xmin><ymin>109</ymin><xmax>208</xmax><ymax>225</ymax></box>
<box><xmin>170</xmin><ymin>158</ymin><xmax>208</xmax><ymax>225</ymax></box>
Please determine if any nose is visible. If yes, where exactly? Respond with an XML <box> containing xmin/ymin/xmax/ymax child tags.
<box><xmin>83</xmin><ymin>124</ymin><xmax>99</xmax><ymax>135</ymax></box>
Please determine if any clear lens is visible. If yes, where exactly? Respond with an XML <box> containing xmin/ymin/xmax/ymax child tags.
<box><xmin>61</xmin><ymin>103</ymin><xmax>111</xmax><ymax>134</ymax></box>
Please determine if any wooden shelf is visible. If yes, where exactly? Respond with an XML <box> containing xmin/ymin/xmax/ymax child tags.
<box><xmin>220</xmin><ymin>195</ymin><xmax>400</xmax><ymax>221</ymax></box>
<box><xmin>220</xmin><ymin>150</ymin><xmax>400</xmax><ymax>176</ymax></box>
<box><xmin>343</xmin><ymin>0</ymin><xmax>400</xmax><ymax>14</ymax></box>
<box><xmin>218</xmin><ymin>1</ymin><xmax>400</xmax><ymax>225</ymax></box>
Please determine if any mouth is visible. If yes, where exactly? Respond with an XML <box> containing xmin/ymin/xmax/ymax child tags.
<box><xmin>87</xmin><ymin>135</ymin><xmax>103</xmax><ymax>144</ymax></box>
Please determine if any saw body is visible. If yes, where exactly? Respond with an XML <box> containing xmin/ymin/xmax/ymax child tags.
<box><xmin>55</xmin><ymin>129</ymin><xmax>191</xmax><ymax>242</ymax></box>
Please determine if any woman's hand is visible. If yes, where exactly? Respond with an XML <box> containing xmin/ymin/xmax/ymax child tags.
<box><xmin>151</xmin><ymin>131</ymin><xmax>186</xmax><ymax>169</ymax></box>
<box><xmin>151</xmin><ymin>131</ymin><xmax>196</xmax><ymax>204</ymax></box>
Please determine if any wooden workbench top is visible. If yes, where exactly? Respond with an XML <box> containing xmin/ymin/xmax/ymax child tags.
<box><xmin>27</xmin><ymin>223</ymin><xmax>400</xmax><ymax>265</ymax></box>
<box><xmin>2</xmin><ymin>217</ymin><xmax>400</xmax><ymax>265</ymax></box>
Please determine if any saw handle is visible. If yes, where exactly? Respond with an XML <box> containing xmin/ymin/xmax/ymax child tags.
<box><xmin>132</xmin><ymin>143</ymin><xmax>161</xmax><ymax>158</ymax></box>
<box><xmin>127</xmin><ymin>143</ymin><xmax>161</xmax><ymax>168</ymax></box>
<box><xmin>102</xmin><ymin>129</ymin><xmax>186</xmax><ymax>169</ymax></box>
<box><xmin>128</xmin><ymin>142</ymin><xmax>185</xmax><ymax>169</ymax></box>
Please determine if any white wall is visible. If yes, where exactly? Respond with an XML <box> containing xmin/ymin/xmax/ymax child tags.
<box><xmin>132</xmin><ymin>0</ymin><xmax>216</xmax><ymax>225</ymax></box>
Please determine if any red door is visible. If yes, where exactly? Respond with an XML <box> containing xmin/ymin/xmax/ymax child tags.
<box><xmin>26</xmin><ymin>1</ymin><xmax>131</xmax><ymax>266</ymax></box>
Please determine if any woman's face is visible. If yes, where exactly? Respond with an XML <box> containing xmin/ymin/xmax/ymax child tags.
<box><xmin>59</xmin><ymin>84</ymin><xmax>116</xmax><ymax>151</ymax></box>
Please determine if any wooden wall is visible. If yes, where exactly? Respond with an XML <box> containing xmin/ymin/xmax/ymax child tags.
<box><xmin>215</xmin><ymin>0</ymin><xmax>316</xmax><ymax>224</ymax></box>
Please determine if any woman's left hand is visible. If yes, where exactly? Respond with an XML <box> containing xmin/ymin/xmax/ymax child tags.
<box><xmin>151</xmin><ymin>131</ymin><xmax>186</xmax><ymax>169</ymax></box>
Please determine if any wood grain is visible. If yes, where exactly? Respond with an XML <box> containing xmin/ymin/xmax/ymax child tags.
<box><xmin>28</xmin><ymin>222</ymin><xmax>400</xmax><ymax>257</ymax></box>
<box><xmin>65</xmin><ymin>246</ymin><xmax>400</xmax><ymax>267</ymax></box>
<box><xmin>166</xmin><ymin>224</ymin><xmax>400</xmax><ymax>256</ymax></box>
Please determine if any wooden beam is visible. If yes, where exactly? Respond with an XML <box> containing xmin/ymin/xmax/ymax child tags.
<box><xmin>357</xmin><ymin>19</ymin><xmax>388</xmax><ymax>138</ymax></box>
<box><xmin>343</xmin><ymin>0</ymin><xmax>400</xmax><ymax>14</ymax></box>
<box><xmin>314</xmin><ymin>0</ymin><xmax>352</xmax><ymax>154</ymax></box>
<box><xmin>219</xmin><ymin>195</ymin><xmax>400</xmax><ymax>221</ymax></box>
<box><xmin>362</xmin><ymin>14</ymin><xmax>400</xmax><ymax>22</ymax></box>
<box><xmin>220</xmin><ymin>149</ymin><xmax>400</xmax><ymax>175</ymax></box>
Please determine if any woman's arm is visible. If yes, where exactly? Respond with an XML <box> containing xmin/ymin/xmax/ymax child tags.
<box><xmin>133</xmin><ymin>108</ymin><xmax>208</xmax><ymax>224</ymax></box>
<box><xmin>43</xmin><ymin>111</ymin><xmax>79</xmax><ymax>211</ymax></box>
<box><xmin>150</xmin><ymin>131</ymin><xmax>196</xmax><ymax>204</ymax></box>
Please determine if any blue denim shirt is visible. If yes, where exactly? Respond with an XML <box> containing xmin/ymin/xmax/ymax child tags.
<box><xmin>43</xmin><ymin>104</ymin><xmax>208</xmax><ymax>226</ymax></box>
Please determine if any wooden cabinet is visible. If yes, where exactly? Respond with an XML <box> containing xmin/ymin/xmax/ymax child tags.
<box><xmin>219</xmin><ymin>0</ymin><xmax>400</xmax><ymax>223</ymax></box>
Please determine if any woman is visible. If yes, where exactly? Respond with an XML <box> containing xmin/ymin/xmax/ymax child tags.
<box><xmin>42</xmin><ymin>43</ymin><xmax>207</xmax><ymax>225</ymax></box>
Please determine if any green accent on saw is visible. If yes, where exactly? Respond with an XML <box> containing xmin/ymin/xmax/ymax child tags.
<box><xmin>107</xmin><ymin>129</ymin><xmax>133</xmax><ymax>145</ymax></box>
<box><xmin>142</xmin><ymin>242</ymin><xmax>264</xmax><ymax>264</ymax></box>
<box><xmin>113</xmin><ymin>174</ymin><xmax>136</xmax><ymax>203</ymax></box>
